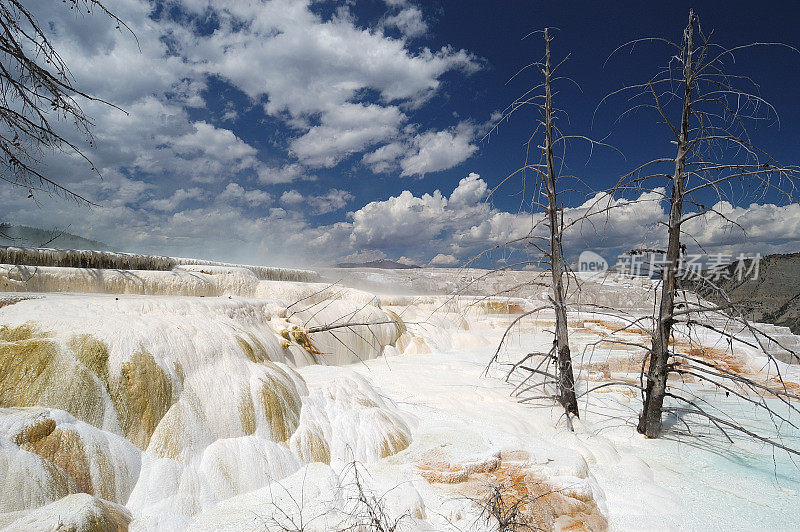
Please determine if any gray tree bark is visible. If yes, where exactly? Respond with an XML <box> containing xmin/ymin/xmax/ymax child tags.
<box><xmin>638</xmin><ymin>10</ymin><xmax>694</xmax><ymax>438</ymax></box>
<box><xmin>543</xmin><ymin>28</ymin><xmax>579</xmax><ymax>419</ymax></box>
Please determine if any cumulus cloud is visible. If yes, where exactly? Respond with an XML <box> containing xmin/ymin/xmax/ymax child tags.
<box><xmin>5</xmin><ymin>161</ymin><xmax>799</xmax><ymax>269</ymax></box>
<box><xmin>217</xmin><ymin>183</ymin><xmax>272</xmax><ymax>207</ymax></box>
<box><xmin>172</xmin><ymin>122</ymin><xmax>257</xmax><ymax>165</ymax></box>
<box><xmin>280</xmin><ymin>190</ymin><xmax>305</xmax><ymax>206</ymax></box>
<box><xmin>0</xmin><ymin>0</ymin><xmax>488</xmax><ymax>270</ymax></box>
<box><xmin>34</xmin><ymin>1</ymin><xmax>198</xmax><ymax>107</ymax></box>
<box><xmin>400</xmin><ymin>123</ymin><xmax>478</xmax><ymax>177</ymax></box>
<box><xmin>310</xmin><ymin>189</ymin><xmax>355</xmax><ymax>214</ymax></box>
<box><xmin>280</xmin><ymin>189</ymin><xmax>354</xmax><ymax>215</ymax></box>
<box><xmin>448</xmin><ymin>172</ymin><xmax>487</xmax><ymax>207</ymax></box>
<box><xmin>170</xmin><ymin>122</ymin><xmax>261</xmax><ymax>181</ymax></box>
<box><xmin>348</xmin><ymin>172</ymin><xmax>490</xmax><ymax>249</ymax></box>
<box><xmin>289</xmin><ymin>104</ymin><xmax>406</xmax><ymax>168</ymax></box>
<box><xmin>430</xmin><ymin>253</ymin><xmax>458</xmax><ymax>266</ymax></box>
<box><xmin>350</xmin><ymin>190</ymin><xmax>448</xmax><ymax>248</ymax></box>
<box><xmin>384</xmin><ymin>6</ymin><xmax>428</xmax><ymax>38</ymax></box>
<box><xmin>11</xmin><ymin>5</ymin><xmax>269</xmax><ymax>195</ymax></box>
<box><xmin>362</xmin><ymin>142</ymin><xmax>406</xmax><ymax>173</ymax></box>
<box><xmin>11</xmin><ymin>0</ymin><xmax>480</xmax><ymax>212</ymax></box>
<box><xmin>258</xmin><ymin>164</ymin><xmax>313</xmax><ymax>185</ymax></box>
<box><xmin>683</xmin><ymin>201</ymin><xmax>800</xmax><ymax>255</ymax></box>
<box><xmin>562</xmin><ymin>190</ymin><xmax>667</xmax><ymax>253</ymax></box>
<box><xmin>396</xmin><ymin>256</ymin><xmax>419</xmax><ymax>266</ymax></box>
<box><xmin>174</xmin><ymin>0</ymin><xmax>480</xmax><ymax>170</ymax></box>
<box><xmin>337</xmin><ymin>249</ymin><xmax>388</xmax><ymax>264</ymax></box>
<box><xmin>183</xmin><ymin>2</ymin><xmax>480</xmax><ymax>114</ymax></box>
<box><xmin>145</xmin><ymin>187</ymin><xmax>205</xmax><ymax>212</ymax></box>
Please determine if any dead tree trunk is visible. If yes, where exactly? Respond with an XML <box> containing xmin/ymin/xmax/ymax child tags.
<box><xmin>484</xmin><ymin>28</ymin><xmax>618</xmax><ymax>422</ymax></box>
<box><xmin>638</xmin><ymin>10</ymin><xmax>694</xmax><ymax>438</ymax></box>
<box><xmin>543</xmin><ymin>29</ymin><xmax>579</xmax><ymax>418</ymax></box>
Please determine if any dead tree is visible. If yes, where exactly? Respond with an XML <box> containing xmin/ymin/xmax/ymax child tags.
<box><xmin>601</xmin><ymin>9</ymin><xmax>800</xmax><ymax>442</ymax></box>
<box><xmin>0</xmin><ymin>1</ymin><xmax>133</xmax><ymax>203</ymax></box>
<box><xmin>540</xmin><ymin>29</ymin><xmax>580</xmax><ymax>419</ymax></box>
<box><xmin>484</xmin><ymin>28</ymin><xmax>607</xmax><ymax>421</ymax></box>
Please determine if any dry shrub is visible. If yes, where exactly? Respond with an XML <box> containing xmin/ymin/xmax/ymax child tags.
<box><xmin>414</xmin><ymin>449</ymin><xmax>607</xmax><ymax>532</ymax></box>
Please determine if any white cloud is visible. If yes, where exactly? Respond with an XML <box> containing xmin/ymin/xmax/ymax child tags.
<box><xmin>448</xmin><ymin>172</ymin><xmax>487</xmax><ymax>207</ymax></box>
<box><xmin>384</xmin><ymin>6</ymin><xmax>428</xmax><ymax>38</ymax></box>
<box><xmin>172</xmin><ymin>122</ymin><xmax>257</xmax><ymax>165</ymax></box>
<box><xmin>350</xmin><ymin>189</ymin><xmax>448</xmax><ymax>248</ymax></box>
<box><xmin>348</xmin><ymin>172</ymin><xmax>490</xmax><ymax>249</ymax></box>
<box><xmin>175</xmin><ymin>1</ymin><xmax>479</xmax><ymax>172</ymax></box>
<box><xmin>337</xmin><ymin>175</ymin><xmax>669</xmax><ymax>264</ymax></box>
<box><xmin>221</xmin><ymin>108</ymin><xmax>238</xmax><ymax>123</ymax></box>
<box><xmin>280</xmin><ymin>188</ymin><xmax>354</xmax><ymax>214</ymax></box>
<box><xmin>2</xmin><ymin>0</ymin><xmax>486</xmax><ymax>251</ymax></box>
<box><xmin>0</xmin><ymin>1</ymin><xmax>486</xmax><ymax>265</ymax></box>
<box><xmin>258</xmin><ymin>164</ymin><xmax>313</xmax><ymax>185</ymax></box>
<box><xmin>5</xmin><ymin>160</ymin><xmax>800</xmax><ymax>269</ymax></box>
<box><xmin>430</xmin><ymin>253</ymin><xmax>458</xmax><ymax>266</ymax></box>
<box><xmin>400</xmin><ymin>123</ymin><xmax>478</xmax><ymax>177</ymax></box>
<box><xmin>560</xmin><ymin>190</ymin><xmax>667</xmax><ymax>253</ymax></box>
<box><xmin>21</xmin><ymin>0</ymin><xmax>482</xmax><ymax>200</ymax></box>
<box><xmin>396</xmin><ymin>256</ymin><xmax>419</xmax><ymax>266</ymax></box>
<box><xmin>280</xmin><ymin>190</ymin><xmax>304</xmax><ymax>206</ymax></box>
<box><xmin>217</xmin><ymin>183</ymin><xmax>272</xmax><ymax>207</ymax></box>
<box><xmin>311</xmin><ymin>189</ymin><xmax>354</xmax><ymax>214</ymax></box>
<box><xmin>11</xmin><ymin>4</ymin><xmax>266</xmax><ymax>187</ymax></box>
<box><xmin>146</xmin><ymin>187</ymin><xmax>205</xmax><ymax>212</ymax></box>
<box><xmin>362</xmin><ymin>142</ymin><xmax>405</xmax><ymax>173</ymax></box>
<box><xmin>33</xmin><ymin>1</ymin><xmax>198</xmax><ymax>107</ymax></box>
<box><xmin>183</xmin><ymin>1</ymin><xmax>480</xmax><ymax>115</ymax></box>
<box><xmin>337</xmin><ymin>249</ymin><xmax>387</xmax><ymax>264</ymax></box>
<box><xmin>289</xmin><ymin>104</ymin><xmax>405</xmax><ymax>168</ymax></box>
<box><xmin>683</xmin><ymin>201</ymin><xmax>800</xmax><ymax>254</ymax></box>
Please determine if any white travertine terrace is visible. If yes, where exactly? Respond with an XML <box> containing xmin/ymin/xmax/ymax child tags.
<box><xmin>0</xmin><ymin>260</ymin><xmax>798</xmax><ymax>530</ymax></box>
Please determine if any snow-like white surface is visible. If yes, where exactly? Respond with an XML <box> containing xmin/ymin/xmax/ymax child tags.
<box><xmin>0</xmin><ymin>267</ymin><xmax>798</xmax><ymax>530</ymax></box>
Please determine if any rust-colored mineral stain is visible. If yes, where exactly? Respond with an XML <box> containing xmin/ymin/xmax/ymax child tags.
<box><xmin>414</xmin><ymin>450</ymin><xmax>607</xmax><ymax>531</ymax></box>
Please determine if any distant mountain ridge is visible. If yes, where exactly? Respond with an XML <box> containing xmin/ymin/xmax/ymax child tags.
<box><xmin>0</xmin><ymin>224</ymin><xmax>115</xmax><ymax>252</ymax></box>
<box><xmin>336</xmin><ymin>259</ymin><xmax>421</xmax><ymax>269</ymax></box>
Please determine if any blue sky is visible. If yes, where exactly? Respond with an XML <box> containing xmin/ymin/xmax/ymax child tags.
<box><xmin>2</xmin><ymin>0</ymin><xmax>799</xmax><ymax>267</ymax></box>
